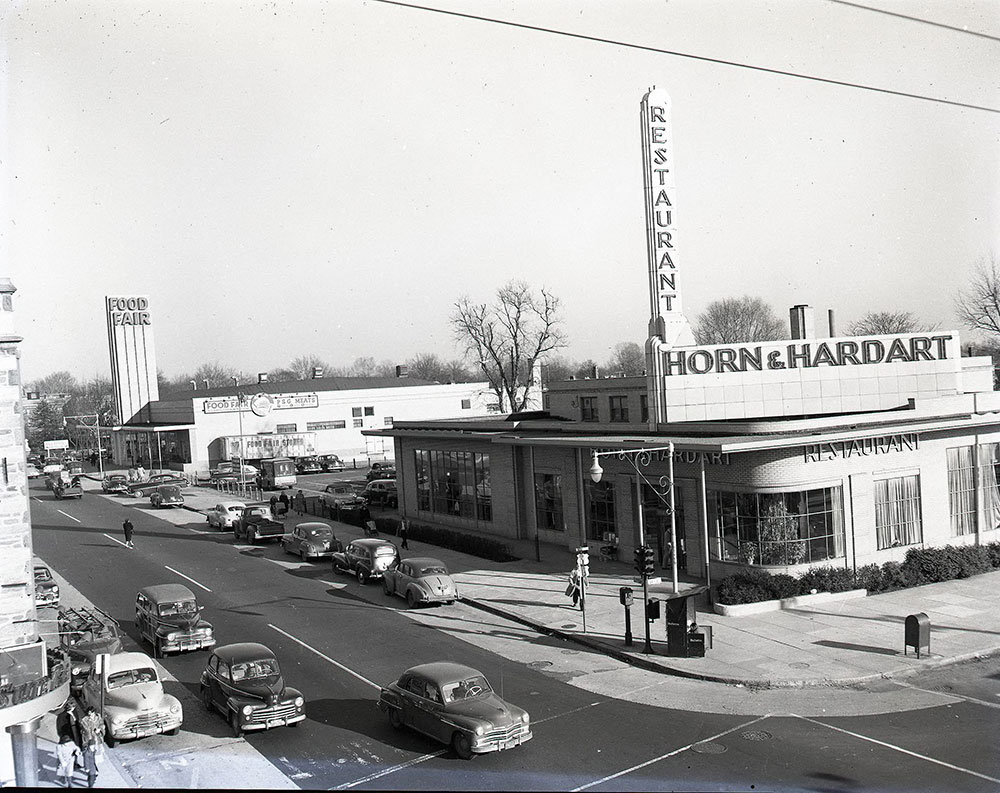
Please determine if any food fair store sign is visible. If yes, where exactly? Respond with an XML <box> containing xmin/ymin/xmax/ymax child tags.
<box><xmin>655</xmin><ymin>332</ymin><xmax>964</xmax><ymax>423</ymax></box>
<box><xmin>202</xmin><ymin>393</ymin><xmax>319</xmax><ymax>414</ymax></box>
<box><xmin>223</xmin><ymin>433</ymin><xmax>316</xmax><ymax>459</ymax></box>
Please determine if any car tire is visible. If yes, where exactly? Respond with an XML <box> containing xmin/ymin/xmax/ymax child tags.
<box><xmin>382</xmin><ymin>579</ymin><xmax>392</xmax><ymax>596</ymax></box>
<box><xmin>356</xmin><ymin>567</ymin><xmax>368</xmax><ymax>585</ymax></box>
<box><xmin>452</xmin><ymin>731</ymin><xmax>473</xmax><ymax>760</ymax></box>
<box><xmin>230</xmin><ymin>711</ymin><xmax>243</xmax><ymax>738</ymax></box>
<box><xmin>388</xmin><ymin>707</ymin><xmax>403</xmax><ymax>730</ymax></box>
<box><xmin>300</xmin><ymin>549</ymin><xmax>307</xmax><ymax>562</ymax></box>
<box><xmin>153</xmin><ymin>639</ymin><xmax>162</xmax><ymax>659</ymax></box>
<box><xmin>201</xmin><ymin>686</ymin><xmax>213</xmax><ymax>712</ymax></box>
<box><xmin>104</xmin><ymin>723</ymin><xmax>117</xmax><ymax>748</ymax></box>
<box><xmin>247</xmin><ymin>529</ymin><xmax>256</xmax><ymax>545</ymax></box>
<box><xmin>165</xmin><ymin>727</ymin><xmax>179</xmax><ymax>736</ymax></box>
<box><xmin>406</xmin><ymin>590</ymin><xmax>418</xmax><ymax>609</ymax></box>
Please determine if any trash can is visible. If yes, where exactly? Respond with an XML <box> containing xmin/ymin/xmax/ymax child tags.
<box><xmin>665</xmin><ymin>595</ymin><xmax>696</xmax><ymax>657</ymax></box>
<box><xmin>904</xmin><ymin>612</ymin><xmax>930</xmax><ymax>658</ymax></box>
<box><xmin>687</xmin><ymin>625</ymin><xmax>706</xmax><ymax>658</ymax></box>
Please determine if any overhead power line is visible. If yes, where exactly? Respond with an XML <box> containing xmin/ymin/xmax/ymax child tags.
<box><xmin>370</xmin><ymin>0</ymin><xmax>1000</xmax><ymax>114</ymax></box>
<box><xmin>825</xmin><ymin>0</ymin><xmax>1000</xmax><ymax>43</ymax></box>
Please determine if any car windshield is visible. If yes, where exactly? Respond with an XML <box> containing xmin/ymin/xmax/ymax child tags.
<box><xmin>248</xmin><ymin>507</ymin><xmax>268</xmax><ymax>517</ymax></box>
<box><xmin>231</xmin><ymin>658</ymin><xmax>279</xmax><ymax>681</ymax></box>
<box><xmin>417</xmin><ymin>565</ymin><xmax>448</xmax><ymax>577</ymax></box>
<box><xmin>227</xmin><ymin>505</ymin><xmax>243</xmax><ymax>513</ymax></box>
<box><xmin>158</xmin><ymin>600</ymin><xmax>198</xmax><ymax>617</ymax></box>
<box><xmin>304</xmin><ymin>527</ymin><xmax>332</xmax><ymax>538</ymax></box>
<box><xmin>33</xmin><ymin>568</ymin><xmax>52</xmax><ymax>582</ymax></box>
<box><xmin>374</xmin><ymin>546</ymin><xmax>397</xmax><ymax>557</ymax></box>
<box><xmin>328</xmin><ymin>486</ymin><xmax>350</xmax><ymax>494</ymax></box>
<box><xmin>441</xmin><ymin>674</ymin><xmax>492</xmax><ymax>703</ymax></box>
<box><xmin>107</xmin><ymin>667</ymin><xmax>157</xmax><ymax>689</ymax></box>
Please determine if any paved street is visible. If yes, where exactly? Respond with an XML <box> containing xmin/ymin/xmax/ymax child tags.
<box><xmin>27</xmin><ymin>476</ymin><xmax>1000</xmax><ymax>790</ymax></box>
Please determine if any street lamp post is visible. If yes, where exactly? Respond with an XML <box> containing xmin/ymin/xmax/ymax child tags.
<box><xmin>589</xmin><ymin>442</ymin><xmax>676</xmax><ymax>655</ymax></box>
<box><xmin>236</xmin><ymin>391</ymin><xmax>247</xmax><ymax>492</ymax></box>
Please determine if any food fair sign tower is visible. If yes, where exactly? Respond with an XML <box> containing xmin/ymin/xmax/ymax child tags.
<box><xmin>641</xmin><ymin>88</ymin><xmax>695</xmax><ymax>428</ymax></box>
<box><xmin>106</xmin><ymin>295</ymin><xmax>159</xmax><ymax>425</ymax></box>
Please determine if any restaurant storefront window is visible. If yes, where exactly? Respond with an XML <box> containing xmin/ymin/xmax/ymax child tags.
<box><xmin>711</xmin><ymin>487</ymin><xmax>845</xmax><ymax>565</ymax></box>
<box><xmin>585</xmin><ymin>480</ymin><xmax>616</xmax><ymax>541</ymax></box>
<box><xmin>947</xmin><ymin>446</ymin><xmax>976</xmax><ymax>537</ymax></box>
<box><xmin>413</xmin><ymin>449</ymin><xmax>491</xmax><ymax>524</ymax></box>
<box><xmin>874</xmin><ymin>474</ymin><xmax>922</xmax><ymax>550</ymax></box>
<box><xmin>534</xmin><ymin>473</ymin><xmax>564</xmax><ymax>531</ymax></box>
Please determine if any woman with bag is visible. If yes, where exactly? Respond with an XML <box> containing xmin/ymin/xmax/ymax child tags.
<box><xmin>79</xmin><ymin>707</ymin><xmax>106</xmax><ymax>788</ymax></box>
<box><xmin>55</xmin><ymin>734</ymin><xmax>80</xmax><ymax>787</ymax></box>
<box><xmin>565</xmin><ymin>569</ymin><xmax>582</xmax><ymax>610</ymax></box>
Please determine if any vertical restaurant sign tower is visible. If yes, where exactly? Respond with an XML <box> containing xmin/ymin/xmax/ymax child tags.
<box><xmin>641</xmin><ymin>87</ymin><xmax>694</xmax><ymax>428</ymax></box>
<box><xmin>106</xmin><ymin>295</ymin><xmax>159</xmax><ymax>425</ymax></box>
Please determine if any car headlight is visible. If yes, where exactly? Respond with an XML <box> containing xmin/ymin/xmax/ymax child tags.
<box><xmin>521</xmin><ymin>712</ymin><xmax>530</xmax><ymax>724</ymax></box>
<box><xmin>475</xmin><ymin>725</ymin><xmax>484</xmax><ymax>736</ymax></box>
<box><xmin>53</xmin><ymin>586</ymin><xmax>60</xmax><ymax>597</ymax></box>
<box><xmin>196</xmin><ymin>627</ymin><xmax>212</xmax><ymax>637</ymax></box>
<box><xmin>112</xmin><ymin>715</ymin><xmax>128</xmax><ymax>727</ymax></box>
<box><xmin>169</xmin><ymin>702</ymin><xmax>181</xmax><ymax>715</ymax></box>
<box><xmin>166</xmin><ymin>632</ymin><xmax>179</xmax><ymax>641</ymax></box>
<box><xmin>72</xmin><ymin>666</ymin><xmax>82</xmax><ymax>676</ymax></box>
<box><xmin>242</xmin><ymin>705</ymin><xmax>254</xmax><ymax>716</ymax></box>
<box><xmin>294</xmin><ymin>696</ymin><xmax>304</xmax><ymax>708</ymax></box>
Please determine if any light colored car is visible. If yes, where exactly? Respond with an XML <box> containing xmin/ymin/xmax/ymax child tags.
<box><xmin>150</xmin><ymin>484</ymin><xmax>184</xmax><ymax>508</ymax></box>
<box><xmin>281</xmin><ymin>522</ymin><xmax>341</xmax><ymax>560</ymax></box>
<box><xmin>78</xmin><ymin>651</ymin><xmax>183</xmax><ymax>747</ymax></box>
<box><xmin>377</xmin><ymin>662</ymin><xmax>531</xmax><ymax>759</ymax></box>
<box><xmin>321</xmin><ymin>484</ymin><xmax>365</xmax><ymax>509</ymax></box>
<box><xmin>210</xmin><ymin>461</ymin><xmax>259</xmax><ymax>478</ymax></box>
<box><xmin>206</xmin><ymin>501</ymin><xmax>246</xmax><ymax>530</ymax></box>
<box><xmin>382</xmin><ymin>557</ymin><xmax>458</xmax><ymax>608</ymax></box>
<box><xmin>26</xmin><ymin>464</ymin><xmax>42</xmax><ymax>479</ymax></box>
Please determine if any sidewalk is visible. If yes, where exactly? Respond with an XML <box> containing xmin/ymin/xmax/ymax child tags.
<box><xmin>102</xmin><ymin>476</ymin><xmax>1000</xmax><ymax>688</ymax></box>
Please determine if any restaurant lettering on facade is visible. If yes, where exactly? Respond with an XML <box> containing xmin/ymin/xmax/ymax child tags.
<box><xmin>203</xmin><ymin>393</ymin><xmax>320</xmax><ymax>414</ymax></box>
<box><xmin>804</xmin><ymin>434</ymin><xmax>918</xmax><ymax>463</ymax></box>
<box><xmin>664</xmin><ymin>335</ymin><xmax>953</xmax><ymax>376</ymax></box>
<box><xmin>590</xmin><ymin>447</ymin><xmax>732</xmax><ymax>466</ymax></box>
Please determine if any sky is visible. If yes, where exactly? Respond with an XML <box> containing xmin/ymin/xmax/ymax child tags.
<box><xmin>3</xmin><ymin>0</ymin><xmax>999</xmax><ymax>384</ymax></box>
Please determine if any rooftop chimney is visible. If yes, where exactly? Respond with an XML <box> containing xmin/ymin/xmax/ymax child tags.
<box><xmin>789</xmin><ymin>305</ymin><xmax>815</xmax><ymax>340</ymax></box>
<box><xmin>311</xmin><ymin>367</ymin><xmax>323</xmax><ymax>379</ymax></box>
<box><xmin>395</xmin><ymin>365</ymin><xmax>409</xmax><ymax>378</ymax></box>
<box><xmin>591</xmin><ymin>364</ymin><xmax>599</xmax><ymax>379</ymax></box>
<box><xmin>827</xmin><ymin>309</ymin><xmax>836</xmax><ymax>337</ymax></box>
<box><xmin>258</xmin><ymin>372</ymin><xmax>269</xmax><ymax>384</ymax></box>
<box><xmin>190</xmin><ymin>380</ymin><xmax>197</xmax><ymax>390</ymax></box>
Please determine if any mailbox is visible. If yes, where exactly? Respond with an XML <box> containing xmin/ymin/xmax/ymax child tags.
<box><xmin>619</xmin><ymin>586</ymin><xmax>634</xmax><ymax>607</ymax></box>
<box><xmin>687</xmin><ymin>625</ymin><xmax>706</xmax><ymax>658</ymax></box>
<box><xmin>904</xmin><ymin>612</ymin><xmax>930</xmax><ymax>658</ymax></box>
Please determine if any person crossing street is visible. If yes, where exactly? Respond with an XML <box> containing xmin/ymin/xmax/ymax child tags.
<box><xmin>122</xmin><ymin>518</ymin><xmax>134</xmax><ymax>548</ymax></box>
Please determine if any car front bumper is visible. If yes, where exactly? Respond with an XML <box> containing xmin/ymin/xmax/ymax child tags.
<box><xmin>241</xmin><ymin>712</ymin><xmax>306</xmax><ymax>731</ymax></box>
<box><xmin>162</xmin><ymin>635</ymin><xmax>216</xmax><ymax>653</ymax></box>
<box><xmin>110</xmin><ymin>713</ymin><xmax>183</xmax><ymax>741</ymax></box>
<box><xmin>472</xmin><ymin>729</ymin><xmax>533</xmax><ymax>754</ymax></box>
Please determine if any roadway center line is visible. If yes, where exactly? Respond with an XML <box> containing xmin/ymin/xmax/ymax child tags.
<box><xmin>333</xmin><ymin>749</ymin><xmax>447</xmax><ymax>790</ymax></box>
<box><xmin>57</xmin><ymin>510</ymin><xmax>81</xmax><ymax>523</ymax></box>
<box><xmin>267</xmin><ymin>624</ymin><xmax>379</xmax><ymax>690</ymax></box>
<box><xmin>571</xmin><ymin>714</ymin><xmax>772</xmax><ymax>792</ymax></box>
<box><xmin>102</xmin><ymin>532</ymin><xmax>129</xmax><ymax>547</ymax></box>
<box><xmin>164</xmin><ymin>565</ymin><xmax>212</xmax><ymax>593</ymax></box>
<box><xmin>792</xmin><ymin>713</ymin><xmax>1000</xmax><ymax>784</ymax></box>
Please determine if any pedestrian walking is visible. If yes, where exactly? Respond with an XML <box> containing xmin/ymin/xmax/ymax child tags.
<box><xmin>269</xmin><ymin>494</ymin><xmax>278</xmax><ymax>517</ymax></box>
<box><xmin>293</xmin><ymin>489</ymin><xmax>306</xmax><ymax>516</ymax></box>
<box><xmin>127</xmin><ymin>465</ymin><xmax>137</xmax><ymax>483</ymax></box>
<box><xmin>399</xmin><ymin>519</ymin><xmax>409</xmax><ymax>550</ymax></box>
<box><xmin>135</xmin><ymin>464</ymin><xmax>146</xmax><ymax>481</ymax></box>
<box><xmin>55</xmin><ymin>734</ymin><xmax>80</xmax><ymax>788</ymax></box>
<box><xmin>79</xmin><ymin>707</ymin><xmax>105</xmax><ymax>788</ymax></box>
<box><xmin>565</xmin><ymin>569</ymin><xmax>582</xmax><ymax>610</ymax></box>
<box><xmin>122</xmin><ymin>518</ymin><xmax>135</xmax><ymax>548</ymax></box>
<box><xmin>278</xmin><ymin>492</ymin><xmax>289</xmax><ymax>516</ymax></box>
<box><xmin>56</xmin><ymin>699</ymin><xmax>82</xmax><ymax>748</ymax></box>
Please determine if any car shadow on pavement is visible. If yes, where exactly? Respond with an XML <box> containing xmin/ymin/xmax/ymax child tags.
<box><xmin>306</xmin><ymin>697</ymin><xmax>439</xmax><ymax>754</ymax></box>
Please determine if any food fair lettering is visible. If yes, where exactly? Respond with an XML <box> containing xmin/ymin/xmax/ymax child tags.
<box><xmin>108</xmin><ymin>296</ymin><xmax>151</xmax><ymax>326</ymax></box>
<box><xmin>664</xmin><ymin>335</ymin><xmax>953</xmax><ymax>376</ymax></box>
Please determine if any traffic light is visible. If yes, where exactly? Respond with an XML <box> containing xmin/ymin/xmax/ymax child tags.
<box><xmin>643</xmin><ymin>546</ymin><xmax>656</xmax><ymax>577</ymax></box>
<box><xmin>634</xmin><ymin>547</ymin><xmax>646</xmax><ymax>575</ymax></box>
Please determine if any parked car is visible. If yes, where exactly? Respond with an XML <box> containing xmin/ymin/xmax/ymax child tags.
<box><xmin>377</xmin><ymin>662</ymin><xmax>532</xmax><ymax>759</ymax></box>
<box><xmin>281</xmin><ymin>522</ymin><xmax>342</xmax><ymax>561</ymax></box>
<box><xmin>25</xmin><ymin>464</ymin><xmax>42</xmax><ymax>479</ymax></box>
<box><xmin>33</xmin><ymin>565</ymin><xmax>60</xmax><ymax>608</ymax></box>
<box><xmin>150</xmin><ymin>484</ymin><xmax>184</xmax><ymax>508</ymax></box>
<box><xmin>321</xmin><ymin>483</ymin><xmax>366</xmax><ymax>509</ymax></box>
<box><xmin>362</xmin><ymin>479</ymin><xmax>398</xmax><ymax>508</ymax></box>
<box><xmin>135</xmin><ymin>584</ymin><xmax>215</xmax><ymax>658</ymax></box>
<box><xmin>54</xmin><ymin>478</ymin><xmax>83</xmax><ymax>500</ymax></box>
<box><xmin>210</xmin><ymin>462</ymin><xmax>258</xmax><ymax>481</ymax></box>
<box><xmin>295</xmin><ymin>456</ymin><xmax>322</xmax><ymax>475</ymax></box>
<box><xmin>127</xmin><ymin>472</ymin><xmax>188</xmax><ymax>496</ymax></box>
<box><xmin>366</xmin><ymin>466</ymin><xmax>396</xmax><ymax>482</ymax></box>
<box><xmin>200</xmin><ymin>643</ymin><xmax>305</xmax><ymax>737</ymax></box>
<box><xmin>332</xmin><ymin>538</ymin><xmax>400</xmax><ymax>584</ymax></box>
<box><xmin>102</xmin><ymin>473</ymin><xmax>130</xmax><ymax>493</ymax></box>
<box><xmin>206</xmin><ymin>500</ymin><xmax>246</xmax><ymax>530</ymax></box>
<box><xmin>382</xmin><ymin>558</ymin><xmax>458</xmax><ymax>608</ymax></box>
<box><xmin>58</xmin><ymin>606</ymin><xmax>123</xmax><ymax>695</ymax></box>
<box><xmin>318</xmin><ymin>454</ymin><xmax>345</xmax><ymax>472</ymax></box>
<box><xmin>78</xmin><ymin>651</ymin><xmax>183</xmax><ymax>747</ymax></box>
<box><xmin>233</xmin><ymin>505</ymin><xmax>284</xmax><ymax>544</ymax></box>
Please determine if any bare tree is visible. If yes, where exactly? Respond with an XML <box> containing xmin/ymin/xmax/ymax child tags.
<box><xmin>191</xmin><ymin>362</ymin><xmax>239</xmax><ymax>389</ymax></box>
<box><xmin>956</xmin><ymin>256</ymin><xmax>1000</xmax><ymax>338</ymax></box>
<box><xmin>285</xmin><ymin>354</ymin><xmax>330</xmax><ymax>380</ymax></box>
<box><xmin>847</xmin><ymin>311</ymin><xmax>921</xmax><ymax>336</ymax></box>
<box><xmin>693</xmin><ymin>296</ymin><xmax>785</xmax><ymax>345</ymax></box>
<box><xmin>541</xmin><ymin>355</ymin><xmax>574</xmax><ymax>384</ymax></box>
<box><xmin>604</xmin><ymin>342</ymin><xmax>645</xmax><ymax>376</ymax></box>
<box><xmin>451</xmin><ymin>280</ymin><xmax>566</xmax><ymax>413</ymax></box>
<box><xmin>574</xmin><ymin>359</ymin><xmax>598</xmax><ymax>379</ymax></box>
<box><xmin>29</xmin><ymin>370</ymin><xmax>78</xmax><ymax>395</ymax></box>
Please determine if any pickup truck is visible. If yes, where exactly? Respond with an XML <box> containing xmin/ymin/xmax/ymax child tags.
<box><xmin>233</xmin><ymin>506</ymin><xmax>284</xmax><ymax>544</ymax></box>
<box><xmin>53</xmin><ymin>479</ymin><xmax>84</xmax><ymax>499</ymax></box>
